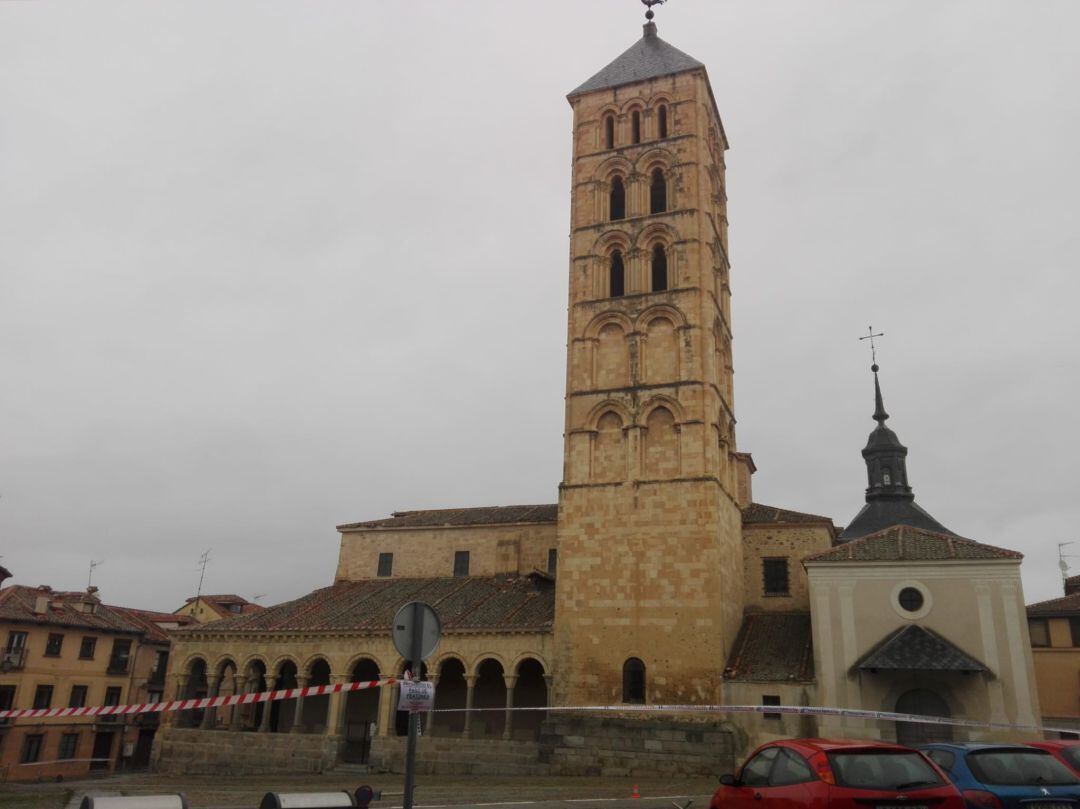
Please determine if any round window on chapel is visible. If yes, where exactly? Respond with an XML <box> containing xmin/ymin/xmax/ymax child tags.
<box><xmin>898</xmin><ymin>587</ymin><xmax>925</xmax><ymax>613</ymax></box>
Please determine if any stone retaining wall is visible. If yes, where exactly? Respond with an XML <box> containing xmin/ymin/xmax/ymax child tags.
<box><xmin>152</xmin><ymin>728</ymin><xmax>343</xmax><ymax>776</ymax></box>
<box><xmin>369</xmin><ymin>736</ymin><xmax>549</xmax><ymax>776</ymax></box>
<box><xmin>540</xmin><ymin>716</ymin><xmax>738</xmax><ymax>778</ymax></box>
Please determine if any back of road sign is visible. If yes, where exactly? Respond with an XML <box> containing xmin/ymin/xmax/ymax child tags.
<box><xmin>392</xmin><ymin>601</ymin><xmax>442</xmax><ymax>661</ymax></box>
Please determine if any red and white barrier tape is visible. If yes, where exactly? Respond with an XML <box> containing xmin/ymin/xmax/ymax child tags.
<box><xmin>2</xmin><ymin>682</ymin><xmax>1074</xmax><ymax>738</ymax></box>
<box><xmin>0</xmin><ymin>676</ymin><xmax>398</xmax><ymax>721</ymax></box>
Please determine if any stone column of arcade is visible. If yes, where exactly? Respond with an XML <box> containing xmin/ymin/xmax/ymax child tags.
<box><xmin>258</xmin><ymin>675</ymin><xmax>278</xmax><ymax>732</ymax></box>
<box><xmin>230</xmin><ymin>675</ymin><xmax>247</xmax><ymax>731</ymax></box>
<box><xmin>200</xmin><ymin>675</ymin><xmax>221</xmax><ymax>730</ymax></box>
<box><xmin>376</xmin><ymin>678</ymin><xmax>393</xmax><ymax>736</ymax></box>
<box><xmin>290</xmin><ymin>676</ymin><xmax>309</xmax><ymax>733</ymax></box>
<box><xmin>169</xmin><ymin>674</ymin><xmax>188</xmax><ymax>728</ymax></box>
<box><xmin>325</xmin><ymin>674</ymin><xmax>348</xmax><ymax>736</ymax></box>
<box><xmin>425</xmin><ymin>674</ymin><xmax>439</xmax><ymax>736</ymax></box>
<box><xmin>462</xmin><ymin>674</ymin><xmax>477</xmax><ymax>738</ymax></box>
<box><xmin>502</xmin><ymin>674</ymin><xmax>518</xmax><ymax>740</ymax></box>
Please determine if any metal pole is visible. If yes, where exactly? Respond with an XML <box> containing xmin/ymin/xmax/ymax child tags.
<box><xmin>402</xmin><ymin>602</ymin><xmax>424</xmax><ymax>809</ymax></box>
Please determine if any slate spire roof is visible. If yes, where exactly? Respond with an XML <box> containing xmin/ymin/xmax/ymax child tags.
<box><xmin>569</xmin><ymin>21</ymin><xmax>705</xmax><ymax>97</ymax></box>
<box><xmin>839</xmin><ymin>364</ymin><xmax>955</xmax><ymax>541</ymax></box>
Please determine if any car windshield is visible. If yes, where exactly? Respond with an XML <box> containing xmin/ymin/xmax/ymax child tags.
<box><xmin>828</xmin><ymin>751</ymin><xmax>944</xmax><ymax>791</ymax></box>
<box><xmin>967</xmin><ymin>750</ymin><xmax>1079</xmax><ymax>786</ymax></box>
<box><xmin>1061</xmin><ymin>747</ymin><xmax>1080</xmax><ymax>772</ymax></box>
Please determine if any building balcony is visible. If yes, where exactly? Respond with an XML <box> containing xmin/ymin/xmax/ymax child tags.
<box><xmin>135</xmin><ymin>713</ymin><xmax>159</xmax><ymax>727</ymax></box>
<box><xmin>147</xmin><ymin>667</ymin><xmax>166</xmax><ymax>686</ymax></box>
<box><xmin>1</xmin><ymin>648</ymin><xmax>27</xmax><ymax>671</ymax></box>
<box><xmin>106</xmin><ymin>659</ymin><xmax>130</xmax><ymax>675</ymax></box>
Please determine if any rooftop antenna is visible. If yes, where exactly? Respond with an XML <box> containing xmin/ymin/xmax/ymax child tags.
<box><xmin>859</xmin><ymin>325</ymin><xmax>885</xmax><ymax>368</ymax></box>
<box><xmin>195</xmin><ymin>549</ymin><xmax>212</xmax><ymax>600</ymax></box>
<box><xmin>1058</xmin><ymin>542</ymin><xmax>1078</xmax><ymax>583</ymax></box>
<box><xmin>88</xmin><ymin>559</ymin><xmax>104</xmax><ymax>590</ymax></box>
<box><xmin>641</xmin><ymin>0</ymin><xmax>666</xmax><ymax>21</ymax></box>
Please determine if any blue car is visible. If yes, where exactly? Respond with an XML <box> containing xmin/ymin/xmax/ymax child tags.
<box><xmin>921</xmin><ymin>743</ymin><xmax>1080</xmax><ymax>809</ymax></box>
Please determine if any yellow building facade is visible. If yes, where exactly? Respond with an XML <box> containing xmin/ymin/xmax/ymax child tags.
<box><xmin>1028</xmin><ymin>576</ymin><xmax>1080</xmax><ymax>735</ymax></box>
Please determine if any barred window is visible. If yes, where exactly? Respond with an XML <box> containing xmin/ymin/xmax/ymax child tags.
<box><xmin>547</xmin><ymin>548</ymin><xmax>558</xmax><ymax>576</ymax></box>
<box><xmin>21</xmin><ymin>734</ymin><xmax>44</xmax><ymax>764</ymax></box>
<box><xmin>1029</xmin><ymin>618</ymin><xmax>1050</xmax><ymax>647</ymax></box>
<box><xmin>79</xmin><ymin>637</ymin><xmax>97</xmax><ymax>659</ymax></box>
<box><xmin>69</xmin><ymin>685</ymin><xmax>88</xmax><ymax>708</ymax></box>
<box><xmin>33</xmin><ymin>685</ymin><xmax>53</xmax><ymax>710</ymax></box>
<box><xmin>58</xmin><ymin>733</ymin><xmax>79</xmax><ymax>760</ymax></box>
<box><xmin>763</xmin><ymin>558</ymin><xmax>790</xmax><ymax>596</ymax></box>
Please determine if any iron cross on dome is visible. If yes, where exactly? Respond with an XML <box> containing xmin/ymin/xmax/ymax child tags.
<box><xmin>859</xmin><ymin>325</ymin><xmax>885</xmax><ymax>368</ymax></box>
<box><xmin>641</xmin><ymin>0</ymin><xmax>666</xmax><ymax>21</ymax></box>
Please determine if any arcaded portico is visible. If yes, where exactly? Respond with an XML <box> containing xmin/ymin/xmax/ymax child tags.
<box><xmin>157</xmin><ymin>574</ymin><xmax>554</xmax><ymax>767</ymax></box>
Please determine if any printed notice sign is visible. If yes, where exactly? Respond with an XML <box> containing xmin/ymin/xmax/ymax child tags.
<box><xmin>397</xmin><ymin>680</ymin><xmax>435</xmax><ymax>713</ymax></box>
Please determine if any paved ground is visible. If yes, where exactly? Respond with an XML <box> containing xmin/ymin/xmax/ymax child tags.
<box><xmin>0</xmin><ymin>772</ymin><xmax>718</xmax><ymax>809</ymax></box>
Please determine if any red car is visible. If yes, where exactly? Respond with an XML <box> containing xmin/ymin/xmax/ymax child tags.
<box><xmin>711</xmin><ymin>738</ymin><xmax>965</xmax><ymax>809</ymax></box>
<box><xmin>1027</xmin><ymin>741</ymin><xmax>1080</xmax><ymax>777</ymax></box>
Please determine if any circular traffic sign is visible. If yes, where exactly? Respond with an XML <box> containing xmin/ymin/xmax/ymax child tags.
<box><xmin>392</xmin><ymin>601</ymin><xmax>442</xmax><ymax>661</ymax></box>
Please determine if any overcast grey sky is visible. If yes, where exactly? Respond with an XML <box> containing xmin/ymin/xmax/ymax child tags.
<box><xmin>2</xmin><ymin>0</ymin><xmax>1077</xmax><ymax>611</ymax></box>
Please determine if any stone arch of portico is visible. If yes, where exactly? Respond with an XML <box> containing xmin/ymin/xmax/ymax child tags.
<box><xmin>270</xmin><ymin>655</ymin><xmax>300</xmax><ymax>677</ymax></box>
<box><xmin>510</xmin><ymin>653</ymin><xmax>549</xmax><ymax>676</ymax></box>
<box><xmin>210</xmin><ymin>655</ymin><xmax>238</xmax><ymax>680</ymax></box>
<box><xmin>240</xmin><ymin>654</ymin><xmax>270</xmax><ymax>678</ymax></box>
<box><xmin>180</xmin><ymin>654</ymin><xmax>210</xmax><ymax>677</ymax></box>
<box><xmin>510</xmin><ymin>656</ymin><xmax>549</xmax><ymax>741</ymax></box>
<box><xmin>301</xmin><ymin>654</ymin><xmax>333</xmax><ymax>680</ymax></box>
<box><xmin>467</xmin><ymin>653</ymin><xmax>509</xmax><ymax>678</ymax></box>
<box><xmin>344</xmin><ymin>653</ymin><xmax>385</xmax><ymax>679</ymax></box>
<box><xmin>431</xmin><ymin>652</ymin><xmax>467</xmax><ymax>677</ymax></box>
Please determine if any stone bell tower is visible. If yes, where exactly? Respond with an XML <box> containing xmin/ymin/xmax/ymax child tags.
<box><xmin>552</xmin><ymin>13</ymin><xmax>749</xmax><ymax>706</ymax></box>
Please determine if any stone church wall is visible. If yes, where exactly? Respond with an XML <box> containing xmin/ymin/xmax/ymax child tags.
<box><xmin>152</xmin><ymin>728</ymin><xmax>343</xmax><ymax>775</ymax></box>
<box><xmin>741</xmin><ymin>523</ymin><xmax>833</xmax><ymax>612</ymax></box>
<box><xmin>335</xmin><ymin>522</ymin><xmax>557</xmax><ymax>582</ymax></box>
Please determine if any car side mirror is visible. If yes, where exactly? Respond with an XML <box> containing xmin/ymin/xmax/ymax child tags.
<box><xmin>719</xmin><ymin>774</ymin><xmax>738</xmax><ymax>787</ymax></box>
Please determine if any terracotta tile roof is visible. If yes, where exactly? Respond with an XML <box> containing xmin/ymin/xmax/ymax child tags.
<box><xmin>723</xmin><ymin>612</ymin><xmax>814</xmax><ymax>682</ymax></box>
<box><xmin>180</xmin><ymin>594</ymin><xmax>264</xmax><ymax>618</ymax></box>
<box><xmin>1027</xmin><ymin>592</ymin><xmax>1080</xmax><ymax>618</ymax></box>
<box><xmin>803</xmin><ymin>525</ymin><xmax>1022</xmax><ymax>564</ymax></box>
<box><xmin>852</xmin><ymin>625</ymin><xmax>988</xmax><ymax>674</ymax></box>
<box><xmin>338</xmin><ymin>504</ymin><xmax>559</xmax><ymax>531</ymax></box>
<box><xmin>0</xmin><ymin>586</ymin><xmax>147</xmax><ymax>636</ymax></box>
<box><xmin>185</xmin><ymin>575</ymin><xmax>555</xmax><ymax>636</ymax></box>
<box><xmin>742</xmin><ymin>502</ymin><xmax>835</xmax><ymax>526</ymax></box>
<box><xmin>109</xmin><ymin>607</ymin><xmax>196</xmax><ymax>644</ymax></box>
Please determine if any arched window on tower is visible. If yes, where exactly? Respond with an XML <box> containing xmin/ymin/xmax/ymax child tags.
<box><xmin>658</xmin><ymin>104</ymin><xmax>669</xmax><ymax>138</ymax></box>
<box><xmin>651</xmin><ymin>244</ymin><xmax>668</xmax><ymax>292</ymax></box>
<box><xmin>609</xmin><ymin>176</ymin><xmax>625</xmax><ymax>221</ymax></box>
<box><xmin>631</xmin><ymin>111</ymin><xmax>641</xmax><ymax>144</ymax></box>
<box><xmin>609</xmin><ymin>251</ymin><xmax>625</xmax><ymax>298</ymax></box>
<box><xmin>622</xmin><ymin>658</ymin><xmax>645</xmax><ymax>704</ymax></box>
<box><xmin>650</xmin><ymin>168</ymin><xmax>667</xmax><ymax>214</ymax></box>
<box><xmin>604</xmin><ymin>115</ymin><xmax>615</xmax><ymax>150</ymax></box>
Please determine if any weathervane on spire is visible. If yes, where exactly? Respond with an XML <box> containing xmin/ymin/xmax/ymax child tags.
<box><xmin>859</xmin><ymin>325</ymin><xmax>884</xmax><ymax>370</ymax></box>
<box><xmin>641</xmin><ymin>0</ymin><xmax>666</xmax><ymax>21</ymax></box>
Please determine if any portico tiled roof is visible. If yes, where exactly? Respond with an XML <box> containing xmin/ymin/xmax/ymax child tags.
<box><xmin>723</xmin><ymin>612</ymin><xmax>814</xmax><ymax>682</ymax></box>
<box><xmin>852</xmin><ymin>624</ymin><xmax>988</xmax><ymax>674</ymax></box>
<box><xmin>1027</xmin><ymin>592</ymin><xmax>1080</xmax><ymax>618</ymax></box>
<box><xmin>803</xmin><ymin>525</ymin><xmax>1021</xmax><ymax>564</ymax></box>
<box><xmin>742</xmin><ymin>503</ymin><xmax>836</xmax><ymax>526</ymax></box>
<box><xmin>338</xmin><ymin>504</ymin><xmax>558</xmax><ymax>530</ymax></box>
<box><xmin>184</xmin><ymin>575</ymin><xmax>554</xmax><ymax>635</ymax></box>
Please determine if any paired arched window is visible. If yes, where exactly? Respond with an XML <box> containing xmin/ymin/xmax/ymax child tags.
<box><xmin>622</xmin><ymin>658</ymin><xmax>646</xmax><ymax>704</ymax></box>
<box><xmin>650</xmin><ymin>168</ymin><xmax>667</xmax><ymax>214</ymax></box>
<box><xmin>609</xmin><ymin>251</ymin><xmax>625</xmax><ymax>297</ymax></box>
<box><xmin>651</xmin><ymin>244</ymin><xmax>668</xmax><ymax>292</ymax></box>
<box><xmin>631</xmin><ymin>110</ymin><xmax>642</xmax><ymax>144</ymax></box>
<box><xmin>609</xmin><ymin>176</ymin><xmax>625</xmax><ymax>221</ymax></box>
<box><xmin>604</xmin><ymin>115</ymin><xmax>615</xmax><ymax>150</ymax></box>
<box><xmin>658</xmin><ymin>105</ymin><xmax>669</xmax><ymax>138</ymax></box>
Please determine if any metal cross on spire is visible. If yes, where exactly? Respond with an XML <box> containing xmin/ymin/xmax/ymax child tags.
<box><xmin>859</xmin><ymin>326</ymin><xmax>884</xmax><ymax>369</ymax></box>
<box><xmin>641</xmin><ymin>0</ymin><xmax>666</xmax><ymax>21</ymax></box>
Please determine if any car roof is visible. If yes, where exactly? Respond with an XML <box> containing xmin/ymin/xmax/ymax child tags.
<box><xmin>779</xmin><ymin>738</ymin><xmax>914</xmax><ymax>753</ymax></box>
<box><xmin>921</xmin><ymin>743</ymin><xmax>1044</xmax><ymax>752</ymax></box>
<box><xmin>1028</xmin><ymin>741</ymin><xmax>1080</xmax><ymax>751</ymax></box>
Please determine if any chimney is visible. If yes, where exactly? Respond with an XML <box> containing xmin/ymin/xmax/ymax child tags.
<box><xmin>1066</xmin><ymin>575</ymin><xmax>1080</xmax><ymax>597</ymax></box>
<box><xmin>0</xmin><ymin>565</ymin><xmax>11</xmax><ymax>587</ymax></box>
<box><xmin>33</xmin><ymin>585</ymin><xmax>53</xmax><ymax>615</ymax></box>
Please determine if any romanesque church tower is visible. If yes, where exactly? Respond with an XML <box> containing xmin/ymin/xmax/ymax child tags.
<box><xmin>553</xmin><ymin>18</ymin><xmax>751</xmax><ymax>706</ymax></box>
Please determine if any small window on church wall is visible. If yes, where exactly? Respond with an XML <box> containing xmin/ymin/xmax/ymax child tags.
<box><xmin>762</xmin><ymin>694</ymin><xmax>782</xmax><ymax>720</ymax></box>
<box><xmin>453</xmin><ymin>550</ymin><xmax>470</xmax><ymax>577</ymax></box>
<box><xmin>650</xmin><ymin>168</ymin><xmax>667</xmax><ymax>214</ymax></box>
<box><xmin>632</xmin><ymin>110</ymin><xmax>641</xmax><ymax>144</ymax></box>
<box><xmin>610</xmin><ymin>176</ymin><xmax>625</xmax><ymax>221</ymax></box>
<box><xmin>763</xmin><ymin>558</ymin><xmax>790</xmax><ymax>596</ymax></box>
<box><xmin>651</xmin><ymin>244</ymin><xmax>668</xmax><ymax>292</ymax></box>
<box><xmin>377</xmin><ymin>552</ymin><xmax>393</xmax><ymax>578</ymax></box>
<box><xmin>609</xmin><ymin>251</ymin><xmax>625</xmax><ymax>297</ymax></box>
<box><xmin>622</xmin><ymin>658</ymin><xmax>645</xmax><ymax>704</ymax></box>
<box><xmin>898</xmin><ymin>587</ymin><xmax>924</xmax><ymax>613</ymax></box>
<box><xmin>658</xmin><ymin>104</ymin><xmax>668</xmax><ymax>138</ymax></box>
<box><xmin>1029</xmin><ymin>618</ymin><xmax>1050</xmax><ymax>647</ymax></box>
<box><xmin>604</xmin><ymin>115</ymin><xmax>615</xmax><ymax>149</ymax></box>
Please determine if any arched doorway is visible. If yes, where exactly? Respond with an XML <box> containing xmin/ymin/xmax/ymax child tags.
<box><xmin>471</xmin><ymin>658</ymin><xmax>506</xmax><ymax>739</ymax></box>
<box><xmin>511</xmin><ymin>658</ymin><xmax>548</xmax><ymax>741</ymax></box>
<box><xmin>432</xmin><ymin>658</ymin><xmax>467</xmax><ymax>736</ymax></box>
<box><xmin>342</xmin><ymin>658</ymin><xmax>381</xmax><ymax>763</ymax></box>
<box><xmin>895</xmin><ymin>688</ymin><xmax>953</xmax><ymax>746</ymax></box>
<box><xmin>300</xmin><ymin>659</ymin><xmax>331</xmax><ymax>733</ymax></box>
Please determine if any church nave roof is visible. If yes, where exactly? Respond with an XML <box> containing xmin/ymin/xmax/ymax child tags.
<box><xmin>804</xmin><ymin>525</ymin><xmax>1022</xmax><ymax>564</ymax></box>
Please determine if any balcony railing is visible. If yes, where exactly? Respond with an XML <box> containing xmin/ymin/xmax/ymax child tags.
<box><xmin>106</xmin><ymin>658</ymin><xmax>130</xmax><ymax>675</ymax></box>
<box><xmin>148</xmin><ymin>667</ymin><xmax>166</xmax><ymax>686</ymax></box>
<box><xmin>0</xmin><ymin>648</ymin><xmax>27</xmax><ymax>671</ymax></box>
